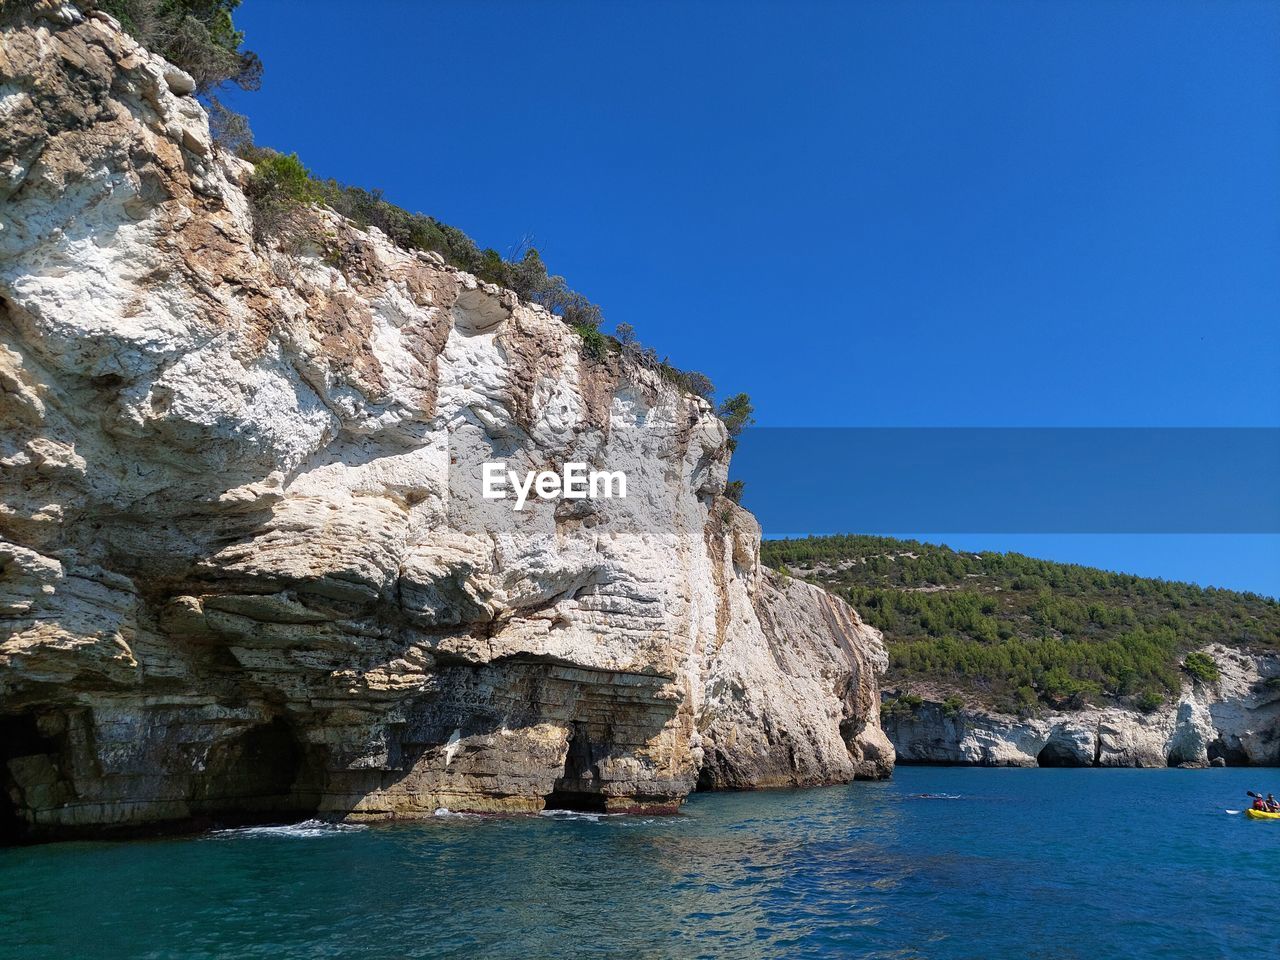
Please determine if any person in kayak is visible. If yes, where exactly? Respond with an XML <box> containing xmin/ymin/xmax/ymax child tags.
<box><xmin>1252</xmin><ymin>794</ymin><xmax>1268</xmax><ymax>811</ymax></box>
<box><xmin>1268</xmin><ymin>794</ymin><xmax>1279</xmax><ymax>813</ymax></box>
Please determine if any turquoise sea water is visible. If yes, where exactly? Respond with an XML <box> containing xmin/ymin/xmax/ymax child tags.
<box><xmin>3</xmin><ymin>767</ymin><xmax>1278</xmax><ymax>959</ymax></box>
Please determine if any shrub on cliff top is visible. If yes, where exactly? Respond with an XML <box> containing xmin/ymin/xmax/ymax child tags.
<box><xmin>244</xmin><ymin>151</ymin><xmax>322</xmax><ymax>239</ymax></box>
<box><xmin>247</xmin><ymin>153</ymin><xmax>741</xmax><ymax>407</ymax></box>
<box><xmin>245</xmin><ymin>153</ymin><xmax>608</xmax><ymax>331</ymax></box>
<box><xmin>882</xmin><ymin>694</ymin><xmax>923</xmax><ymax>720</ymax></box>
<box><xmin>684</xmin><ymin>371</ymin><xmax>715</xmax><ymax>400</ymax></box>
<box><xmin>245</xmin><ymin>151</ymin><xmax>739</xmax><ymax>393</ymax></box>
<box><xmin>573</xmin><ymin>323</ymin><xmax>607</xmax><ymax>359</ymax></box>
<box><xmin>716</xmin><ymin>393</ymin><xmax>756</xmax><ymax>451</ymax></box>
<box><xmin>97</xmin><ymin>0</ymin><xmax>261</xmax><ymax>93</ymax></box>
<box><xmin>1183</xmin><ymin>651</ymin><xmax>1220</xmax><ymax>684</ymax></box>
<box><xmin>717</xmin><ymin>393</ymin><xmax>755</xmax><ymax>436</ymax></box>
<box><xmin>94</xmin><ymin>1</ymin><xmax>259</xmax><ymax>156</ymax></box>
<box><xmin>1135</xmin><ymin>690</ymin><xmax>1164</xmax><ymax>713</ymax></box>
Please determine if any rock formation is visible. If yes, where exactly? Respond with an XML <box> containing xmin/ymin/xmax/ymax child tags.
<box><xmin>0</xmin><ymin>2</ymin><xmax>891</xmax><ymax>842</ymax></box>
<box><xmin>885</xmin><ymin>644</ymin><xmax>1280</xmax><ymax>767</ymax></box>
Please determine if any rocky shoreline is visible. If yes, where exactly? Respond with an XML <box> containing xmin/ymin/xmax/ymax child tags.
<box><xmin>884</xmin><ymin>644</ymin><xmax>1280</xmax><ymax>767</ymax></box>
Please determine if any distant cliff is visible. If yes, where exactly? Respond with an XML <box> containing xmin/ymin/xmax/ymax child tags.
<box><xmin>883</xmin><ymin>644</ymin><xmax>1280</xmax><ymax>767</ymax></box>
<box><xmin>763</xmin><ymin>535</ymin><xmax>1280</xmax><ymax>767</ymax></box>
<box><xmin>0</xmin><ymin>2</ymin><xmax>890</xmax><ymax>842</ymax></box>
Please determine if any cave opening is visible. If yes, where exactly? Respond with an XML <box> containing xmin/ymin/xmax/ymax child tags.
<box><xmin>544</xmin><ymin>724</ymin><xmax>607</xmax><ymax>813</ymax></box>
<box><xmin>695</xmin><ymin>764</ymin><xmax>717</xmax><ymax>792</ymax></box>
<box><xmin>192</xmin><ymin>717</ymin><xmax>325</xmax><ymax>823</ymax></box>
<box><xmin>0</xmin><ymin>710</ymin><xmax>73</xmax><ymax>846</ymax></box>
<box><xmin>0</xmin><ymin>777</ymin><xmax>16</xmax><ymax>845</ymax></box>
<box><xmin>1036</xmin><ymin>741</ymin><xmax>1089</xmax><ymax>768</ymax></box>
<box><xmin>1207</xmin><ymin>738</ymin><xmax>1248</xmax><ymax>767</ymax></box>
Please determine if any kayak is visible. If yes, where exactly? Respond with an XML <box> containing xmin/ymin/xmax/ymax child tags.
<box><xmin>1246</xmin><ymin>809</ymin><xmax>1280</xmax><ymax>820</ymax></box>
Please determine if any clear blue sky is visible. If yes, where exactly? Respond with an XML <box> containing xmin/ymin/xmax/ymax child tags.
<box><xmin>226</xmin><ymin>0</ymin><xmax>1280</xmax><ymax>595</ymax></box>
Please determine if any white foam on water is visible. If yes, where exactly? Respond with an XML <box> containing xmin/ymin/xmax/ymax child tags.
<box><xmin>910</xmin><ymin>793</ymin><xmax>963</xmax><ymax>800</ymax></box>
<box><xmin>211</xmin><ymin>819</ymin><xmax>367</xmax><ymax>839</ymax></box>
<box><xmin>538</xmin><ymin>810</ymin><xmax>625</xmax><ymax>823</ymax></box>
<box><xmin>432</xmin><ymin>807</ymin><xmax>482</xmax><ymax>820</ymax></box>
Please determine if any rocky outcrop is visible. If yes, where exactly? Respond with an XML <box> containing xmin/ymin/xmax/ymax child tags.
<box><xmin>0</xmin><ymin>2</ymin><xmax>890</xmax><ymax>842</ymax></box>
<box><xmin>885</xmin><ymin>645</ymin><xmax>1280</xmax><ymax>767</ymax></box>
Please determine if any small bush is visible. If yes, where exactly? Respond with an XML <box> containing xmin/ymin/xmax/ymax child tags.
<box><xmin>1135</xmin><ymin>690</ymin><xmax>1164</xmax><ymax>713</ymax></box>
<box><xmin>942</xmin><ymin>695</ymin><xmax>964</xmax><ymax>717</ymax></box>
<box><xmin>882</xmin><ymin>694</ymin><xmax>924</xmax><ymax>720</ymax></box>
<box><xmin>994</xmin><ymin>685</ymin><xmax>1040</xmax><ymax>718</ymax></box>
<box><xmin>244</xmin><ymin>151</ymin><xmax>322</xmax><ymax>238</ymax></box>
<box><xmin>248</xmin><ymin>151</ymin><xmax>319</xmax><ymax>202</ymax></box>
<box><xmin>716</xmin><ymin>393</ymin><xmax>755</xmax><ymax>438</ymax></box>
<box><xmin>540</xmin><ymin>279</ymin><xmax>602</xmax><ymax>330</ymax></box>
<box><xmin>1183</xmin><ymin>652</ymin><xmax>1220</xmax><ymax>684</ymax></box>
<box><xmin>573</xmin><ymin>323</ymin><xmax>607</xmax><ymax>360</ymax></box>
<box><xmin>684</xmin><ymin>371</ymin><xmax>715</xmax><ymax>400</ymax></box>
<box><xmin>1040</xmin><ymin>668</ymin><xmax>1101</xmax><ymax>707</ymax></box>
<box><xmin>716</xmin><ymin>393</ymin><xmax>755</xmax><ymax>450</ymax></box>
<box><xmin>206</xmin><ymin>94</ymin><xmax>253</xmax><ymax>153</ymax></box>
<box><xmin>724</xmin><ymin>479</ymin><xmax>745</xmax><ymax>503</ymax></box>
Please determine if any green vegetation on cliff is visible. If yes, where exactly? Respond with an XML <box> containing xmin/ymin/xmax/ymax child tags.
<box><xmin>243</xmin><ymin>151</ymin><xmax>723</xmax><ymax>398</ymax></box>
<box><xmin>760</xmin><ymin>534</ymin><xmax>1280</xmax><ymax>715</ymax></box>
<box><xmin>96</xmin><ymin>0</ymin><xmax>260</xmax><ymax>93</ymax></box>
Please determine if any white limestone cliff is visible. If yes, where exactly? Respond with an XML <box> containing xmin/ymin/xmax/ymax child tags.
<box><xmin>885</xmin><ymin>644</ymin><xmax>1280</xmax><ymax>767</ymax></box>
<box><xmin>0</xmin><ymin>1</ymin><xmax>891</xmax><ymax>841</ymax></box>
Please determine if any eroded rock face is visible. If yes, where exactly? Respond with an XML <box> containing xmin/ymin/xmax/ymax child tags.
<box><xmin>0</xmin><ymin>2</ymin><xmax>891</xmax><ymax>841</ymax></box>
<box><xmin>885</xmin><ymin>645</ymin><xmax>1280</xmax><ymax>768</ymax></box>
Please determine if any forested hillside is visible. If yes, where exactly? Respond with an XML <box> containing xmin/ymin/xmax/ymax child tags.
<box><xmin>761</xmin><ymin>535</ymin><xmax>1280</xmax><ymax>714</ymax></box>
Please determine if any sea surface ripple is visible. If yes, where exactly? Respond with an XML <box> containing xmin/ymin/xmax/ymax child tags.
<box><xmin>2</xmin><ymin>767</ymin><xmax>1276</xmax><ymax>959</ymax></box>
